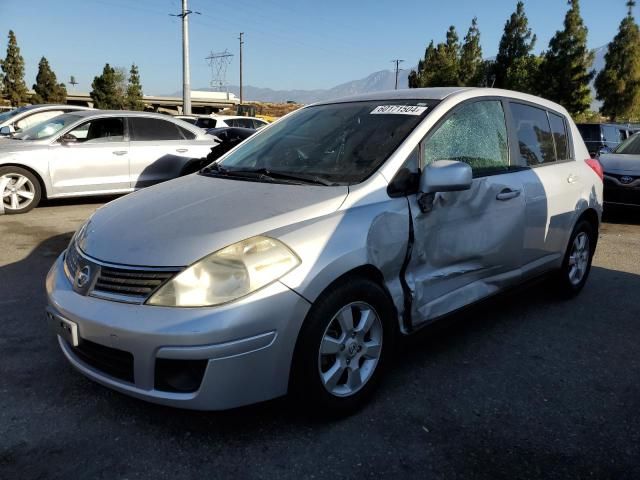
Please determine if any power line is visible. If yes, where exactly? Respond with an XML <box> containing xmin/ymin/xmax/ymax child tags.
<box><xmin>238</xmin><ymin>32</ymin><xmax>244</xmax><ymax>104</ymax></box>
<box><xmin>391</xmin><ymin>59</ymin><xmax>404</xmax><ymax>90</ymax></box>
<box><xmin>169</xmin><ymin>0</ymin><xmax>200</xmax><ymax>114</ymax></box>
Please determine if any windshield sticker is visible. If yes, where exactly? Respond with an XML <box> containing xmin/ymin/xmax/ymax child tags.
<box><xmin>370</xmin><ymin>105</ymin><xmax>428</xmax><ymax>115</ymax></box>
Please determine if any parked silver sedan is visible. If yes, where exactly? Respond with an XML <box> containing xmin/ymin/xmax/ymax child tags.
<box><xmin>0</xmin><ymin>111</ymin><xmax>214</xmax><ymax>213</ymax></box>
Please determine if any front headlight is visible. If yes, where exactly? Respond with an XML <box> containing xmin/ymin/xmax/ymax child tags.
<box><xmin>147</xmin><ymin>236</ymin><xmax>301</xmax><ymax>307</ymax></box>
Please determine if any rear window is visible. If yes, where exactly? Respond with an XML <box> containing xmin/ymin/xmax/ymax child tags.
<box><xmin>511</xmin><ymin>103</ymin><xmax>556</xmax><ymax>166</ymax></box>
<box><xmin>549</xmin><ymin>113</ymin><xmax>570</xmax><ymax>161</ymax></box>
<box><xmin>130</xmin><ymin>117</ymin><xmax>185</xmax><ymax>141</ymax></box>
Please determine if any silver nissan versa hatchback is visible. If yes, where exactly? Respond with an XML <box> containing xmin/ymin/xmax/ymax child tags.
<box><xmin>47</xmin><ymin>88</ymin><xmax>604</xmax><ymax>413</ymax></box>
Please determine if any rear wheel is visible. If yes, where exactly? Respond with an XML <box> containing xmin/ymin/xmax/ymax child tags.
<box><xmin>556</xmin><ymin>220</ymin><xmax>596</xmax><ymax>297</ymax></box>
<box><xmin>0</xmin><ymin>166</ymin><xmax>41</xmax><ymax>214</ymax></box>
<box><xmin>290</xmin><ymin>276</ymin><xmax>396</xmax><ymax>415</ymax></box>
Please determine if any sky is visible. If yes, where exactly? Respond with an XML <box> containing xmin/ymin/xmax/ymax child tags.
<box><xmin>0</xmin><ymin>0</ymin><xmax>632</xmax><ymax>95</ymax></box>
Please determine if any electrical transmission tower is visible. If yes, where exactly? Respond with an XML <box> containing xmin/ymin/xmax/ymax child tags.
<box><xmin>206</xmin><ymin>50</ymin><xmax>234</xmax><ymax>92</ymax></box>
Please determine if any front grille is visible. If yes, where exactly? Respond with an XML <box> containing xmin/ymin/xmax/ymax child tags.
<box><xmin>605</xmin><ymin>172</ymin><xmax>640</xmax><ymax>183</ymax></box>
<box><xmin>604</xmin><ymin>186</ymin><xmax>640</xmax><ymax>205</ymax></box>
<box><xmin>71</xmin><ymin>338</ymin><xmax>134</xmax><ymax>383</ymax></box>
<box><xmin>93</xmin><ymin>267</ymin><xmax>177</xmax><ymax>300</ymax></box>
<box><xmin>65</xmin><ymin>244</ymin><xmax>181</xmax><ymax>303</ymax></box>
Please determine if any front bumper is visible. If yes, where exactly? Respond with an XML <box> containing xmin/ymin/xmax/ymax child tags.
<box><xmin>604</xmin><ymin>176</ymin><xmax>640</xmax><ymax>206</ymax></box>
<box><xmin>46</xmin><ymin>253</ymin><xmax>311</xmax><ymax>410</ymax></box>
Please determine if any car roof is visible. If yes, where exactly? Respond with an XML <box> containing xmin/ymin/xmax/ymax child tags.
<box><xmin>311</xmin><ymin>87</ymin><xmax>570</xmax><ymax>115</ymax></box>
<box><xmin>15</xmin><ymin>104</ymin><xmax>92</xmax><ymax>112</ymax></box>
<box><xmin>70</xmin><ymin>110</ymin><xmax>188</xmax><ymax>119</ymax></box>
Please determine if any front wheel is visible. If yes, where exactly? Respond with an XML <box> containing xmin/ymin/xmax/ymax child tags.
<box><xmin>555</xmin><ymin>220</ymin><xmax>596</xmax><ymax>297</ymax></box>
<box><xmin>0</xmin><ymin>166</ymin><xmax>42</xmax><ymax>214</ymax></box>
<box><xmin>289</xmin><ymin>276</ymin><xmax>396</xmax><ymax>415</ymax></box>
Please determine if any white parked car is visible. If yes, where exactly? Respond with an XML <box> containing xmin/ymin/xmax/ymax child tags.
<box><xmin>0</xmin><ymin>104</ymin><xmax>92</xmax><ymax>137</ymax></box>
<box><xmin>0</xmin><ymin>110</ymin><xmax>214</xmax><ymax>213</ymax></box>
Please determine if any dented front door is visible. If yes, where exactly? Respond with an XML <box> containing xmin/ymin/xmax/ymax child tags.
<box><xmin>403</xmin><ymin>98</ymin><xmax>527</xmax><ymax>327</ymax></box>
<box><xmin>406</xmin><ymin>173</ymin><xmax>527</xmax><ymax>326</ymax></box>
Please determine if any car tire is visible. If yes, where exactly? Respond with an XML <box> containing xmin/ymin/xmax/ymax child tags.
<box><xmin>555</xmin><ymin>219</ymin><xmax>596</xmax><ymax>297</ymax></box>
<box><xmin>0</xmin><ymin>166</ymin><xmax>42</xmax><ymax>214</ymax></box>
<box><xmin>289</xmin><ymin>276</ymin><xmax>396</xmax><ymax>416</ymax></box>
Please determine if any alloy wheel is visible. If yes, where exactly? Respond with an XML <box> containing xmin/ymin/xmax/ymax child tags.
<box><xmin>568</xmin><ymin>231</ymin><xmax>590</xmax><ymax>286</ymax></box>
<box><xmin>318</xmin><ymin>301</ymin><xmax>383</xmax><ymax>397</ymax></box>
<box><xmin>1</xmin><ymin>173</ymin><xmax>36</xmax><ymax>211</ymax></box>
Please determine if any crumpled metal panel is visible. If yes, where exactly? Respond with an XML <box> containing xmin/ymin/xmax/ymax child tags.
<box><xmin>405</xmin><ymin>174</ymin><xmax>527</xmax><ymax>326</ymax></box>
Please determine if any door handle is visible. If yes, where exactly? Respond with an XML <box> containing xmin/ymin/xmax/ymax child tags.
<box><xmin>496</xmin><ymin>188</ymin><xmax>521</xmax><ymax>201</ymax></box>
<box><xmin>112</xmin><ymin>151</ymin><xmax>127</xmax><ymax>156</ymax></box>
<box><xmin>567</xmin><ymin>174</ymin><xmax>579</xmax><ymax>184</ymax></box>
<box><xmin>176</xmin><ymin>148</ymin><xmax>188</xmax><ymax>153</ymax></box>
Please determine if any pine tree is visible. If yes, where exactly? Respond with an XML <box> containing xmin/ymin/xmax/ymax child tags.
<box><xmin>459</xmin><ymin>17</ymin><xmax>484</xmax><ymax>86</ymax></box>
<box><xmin>32</xmin><ymin>57</ymin><xmax>67</xmax><ymax>104</ymax></box>
<box><xmin>90</xmin><ymin>63</ymin><xmax>123</xmax><ymax>109</ymax></box>
<box><xmin>595</xmin><ymin>1</ymin><xmax>640</xmax><ymax>121</ymax></box>
<box><xmin>538</xmin><ymin>0</ymin><xmax>594</xmax><ymax>115</ymax></box>
<box><xmin>409</xmin><ymin>41</ymin><xmax>436</xmax><ymax>88</ymax></box>
<box><xmin>494</xmin><ymin>1</ymin><xmax>538</xmax><ymax>92</ymax></box>
<box><xmin>126</xmin><ymin>64</ymin><xmax>144</xmax><ymax>110</ymax></box>
<box><xmin>409</xmin><ymin>26</ymin><xmax>460</xmax><ymax>88</ymax></box>
<box><xmin>1</xmin><ymin>30</ymin><xmax>29</xmax><ymax>106</ymax></box>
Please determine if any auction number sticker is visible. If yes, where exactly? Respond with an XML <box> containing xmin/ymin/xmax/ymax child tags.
<box><xmin>370</xmin><ymin>105</ymin><xmax>428</xmax><ymax>115</ymax></box>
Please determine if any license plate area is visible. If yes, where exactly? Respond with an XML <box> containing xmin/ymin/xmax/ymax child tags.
<box><xmin>51</xmin><ymin>313</ymin><xmax>79</xmax><ymax>347</ymax></box>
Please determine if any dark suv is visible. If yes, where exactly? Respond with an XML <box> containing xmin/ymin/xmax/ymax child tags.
<box><xmin>576</xmin><ymin>123</ymin><xmax>634</xmax><ymax>157</ymax></box>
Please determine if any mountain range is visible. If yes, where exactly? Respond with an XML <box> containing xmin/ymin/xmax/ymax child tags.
<box><xmin>184</xmin><ymin>46</ymin><xmax>608</xmax><ymax>107</ymax></box>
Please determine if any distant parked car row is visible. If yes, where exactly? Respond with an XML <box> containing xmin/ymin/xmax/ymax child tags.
<box><xmin>176</xmin><ymin>114</ymin><xmax>268</xmax><ymax>130</ymax></box>
<box><xmin>576</xmin><ymin>122</ymin><xmax>637</xmax><ymax>157</ymax></box>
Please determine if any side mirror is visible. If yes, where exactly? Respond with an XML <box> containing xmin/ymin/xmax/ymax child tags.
<box><xmin>596</xmin><ymin>146</ymin><xmax>611</xmax><ymax>158</ymax></box>
<box><xmin>418</xmin><ymin>160</ymin><xmax>472</xmax><ymax>212</ymax></box>
<box><xmin>59</xmin><ymin>133</ymin><xmax>78</xmax><ymax>145</ymax></box>
<box><xmin>0</xmin><ymin>125</ymin><xmax>14</xmax><ymax>136</ymax></box>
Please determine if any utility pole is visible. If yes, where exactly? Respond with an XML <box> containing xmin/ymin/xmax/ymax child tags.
<box><xmin>170</xmin><ymin>1</ymin><xmax>200</xmax><ymax>115</ymax></box>
<box><xmin>238</xmin><ymin>32</ymin><xmax>244</xmax><ymax>104</ymax></box>
<box><xmin>391</xmin><ymin>59</ymin><xmax>404</xmax><ymax>90</ymax></box>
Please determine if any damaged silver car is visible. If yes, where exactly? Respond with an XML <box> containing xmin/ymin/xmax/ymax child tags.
<box><xmin>46</xmin><ymin>88</ymin><xmax>604</xmax><ymax>413</ymax></box>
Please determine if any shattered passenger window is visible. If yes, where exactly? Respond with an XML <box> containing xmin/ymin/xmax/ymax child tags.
<box><xmin>423</xmin><ymin>100</ymin><xmax>509</xmax><ymax>176</ymax></box>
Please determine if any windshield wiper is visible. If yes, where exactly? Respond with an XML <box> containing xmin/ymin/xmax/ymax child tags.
<box><xmin>235</xmin><ymin>168</ymin><xmax>338</xmax><ymax>186</ymax></box>
<box><xmin>201</xmin><ymin>165</ymin><xmax>338</xmax><ymax>186</ymax></box>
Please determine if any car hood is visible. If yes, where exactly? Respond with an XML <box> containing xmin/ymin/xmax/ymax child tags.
<box><xmin>599</xmin><ymin>153</ymin><xmax>640</xmax><ymax>174</ymax></box>
<box><xmin>77</xmin><ymin>173</ymin><xmax>349</xmax><ymax>266</ymax></box>
<box><xmin>0</xmin><ymin>139</ymin><xmax>49</xmax><ymax>153</ymax></box>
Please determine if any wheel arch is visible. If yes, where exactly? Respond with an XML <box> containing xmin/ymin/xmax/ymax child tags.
<box><xmin>0</xmin><ymin>163</ymin><xmax>48</xmax><ymax>199</ymax></box>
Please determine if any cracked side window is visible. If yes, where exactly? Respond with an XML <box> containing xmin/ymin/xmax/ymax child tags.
<box><xmin>422</xmin><ymin>100</ymin><xmax>509</xmax><ymax>177</ymax></box>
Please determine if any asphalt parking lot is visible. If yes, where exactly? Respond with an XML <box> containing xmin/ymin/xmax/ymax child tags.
<box><xmin>1</xmin><ymin>199</ymin><xmax>639</xmax><ymax>479</ymax></box>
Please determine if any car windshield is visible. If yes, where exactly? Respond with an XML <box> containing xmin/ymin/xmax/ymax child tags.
<box><xmin>0</xmin><ymin>106</ymin><xmax>31</xmax><ymax>124</ymax></box>
<box><xmin>613</xmin><ymin>133</ymin><xmax>640</xmax><ymax>154</ymax></box>
<box><xmin>15</xmin><ymin>113</ymin><xmax>83</xmax><ymax>140</ymax></box>
<box><xmin>208</xmin><ymin>100</ymin><xmax>435</xmax><ymax>184</ymax></box>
